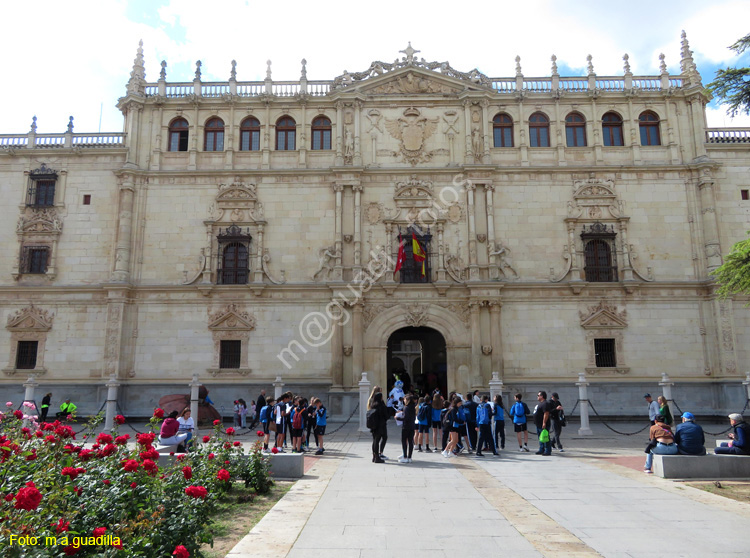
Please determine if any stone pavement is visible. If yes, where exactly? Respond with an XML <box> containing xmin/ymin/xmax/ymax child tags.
<box><xmin>228</xmin><ymin>421</ymin><xmax>750</xmax><ymax>558</ymax></box>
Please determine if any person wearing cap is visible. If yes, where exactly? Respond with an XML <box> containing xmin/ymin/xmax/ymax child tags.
<box><xmin>714</xmin><ymin>413</ymin><xmax>750</xmax><ymax>455</ymax></box>
<box><xmin>674</xmin><ymin>412</ymin><xmax>705</xmax><ymax>455</ymax></box>
<box><xmin>644</xmin><ymin>394</ymin><xmax>660</xmax><ymax>425</ymax></box>
<box><xmin>644</xmin><ymin>414</ymin><xmax>677</xmax><ymax>474</ymax></box>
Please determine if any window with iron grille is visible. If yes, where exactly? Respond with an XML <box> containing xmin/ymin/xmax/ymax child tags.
<box><xmin>16</xmin><ymin>340</ymin><xmax>38</xmax><ymax>369</ymax></box>
<box><xmin>594</xmin><ymin>338</ymin><xmax>616</xmax><ymax>367</ymax></box>
<box><xmin>21</xmin><ymin>246</ymin><xmax>49</xmax><ymax>274</ymax></box>
<box><xmin>220</xmin><ymin>340</ymin><xmax>241</xmax><ymax>369</ymax></box>
<box><xmin>397</xmin><ymin>228</ymin><xmax>432</xmax><ymax>284</ymax></box>
<box><xmin>581</xmin><ymin>222</ymin><xmax>618</xmax><ymax>282</ymax></box>
<box><xmin>27</xmin><ymin>164</ymin><xmax>57</xmax><ymax>207</ymax></box>
<box><xmin>217</xmin><ymin>225</ymin><xmax>251</xmax><ymax>285</ymax></box>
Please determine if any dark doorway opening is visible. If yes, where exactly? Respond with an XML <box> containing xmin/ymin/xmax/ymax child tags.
<box><xmin>387</xmin><ymin>327</ymin><xmax>447</xmax><ymax>397</ymax></box>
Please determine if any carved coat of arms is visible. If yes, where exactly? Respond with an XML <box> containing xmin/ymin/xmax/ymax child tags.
<box><xmin>385</xmin><ymin>107</ymin><xmax>440</xmax><ymax>165</ymax></box>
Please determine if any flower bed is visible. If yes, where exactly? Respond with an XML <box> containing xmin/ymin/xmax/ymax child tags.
<box><xmin>0</xmin><ymin>404</ymin><xmax>272</xmax><ymax>557</ymax></box>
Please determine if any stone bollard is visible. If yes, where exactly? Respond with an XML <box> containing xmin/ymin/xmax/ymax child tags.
<box><xmin>189</xmin><ymin>374</ymin><xmax>201</xmax><ymax>424</ymax></box>
<box><xmin>659</xmin><ymin>372</ymin><xmax>674</xmax><ymax>418</ymax></box>
<box><xmin>489</xmin><ymin>371</ymin><xmax>504</xmax><ymax>403</ymax></box>
<box><xmin>102</xmin><ymin>374</ymin><xmax>120</xmax><ymax>433</ymax></box>
<box><xmin>359</xmin><ymin>372</ymin><xmax>371</xmax><ymax>432</ymax></box>
<box><xmin>22</xmin><ymin>376</ymin><xmax>39</xmax><ymax>427</ymax></box>
<box><xmin>576</xmin><ymin>372</ymin><xmax>593</xmax><ymax>436</ymax></box>
<box><xmin>743</xmin><ymin>372</ymin><xmax>750</xmax><ymax>403</ymax></box>
<box><xmin>273</xmin><ymin>375</ymin><xmax>285</xmax><ymax>400</ymax></box>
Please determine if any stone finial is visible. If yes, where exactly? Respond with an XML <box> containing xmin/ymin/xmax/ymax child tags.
<box><xmin>126</xmin><ymin>39</ymin><xmax>147</xmax><ymax>96</ymax></box>
<box><xmin>586</xmin><ymin>54</ymin><xmax>594</xmax><ymax>76</ymax></box>
<box><xmin>159</xmin><ymin>60</ymin><xmax>167</xmax><ymax>80</ymax></box>
<box><xmin>659</xmin><ymin>53</ymin><xmax>667</xmax><ymax>75</ymax></box>
<box><xmin>301</xmin><ymin>58</ymin><xmax>307</xmax><ymax>79</ymax></box>
<box><xmin>66</xmin><ymin>116</ymin><xmax>74</xmax><ymax>133</ymax></box>
<box><xmin>623</xmin><ymin>53</ymin><xmax>631</xmax><ymax>75</ymax></box>
<box><xmin>551</xmin><ymin>54</ymin><xmax>558</xmax><ymax>76</ymax></box>
<box><xmin>194</xmin><ymin>60</ymin><xmax>202</xmax><ymax>80</ymax></box>
<box><xmin>266</xmin><ymin>59</ymin><xmax>272</xmax><ymax>80</ymax></box>
<box><xmin>400</xmin><ymin>42</ymin><xmax>420</xmax><ymax>63</ymax></box>
<box><xmin>679</xmin><ymin>30</ymin><xmax>701</xmax><ymax>82</ymax></box>
<box><xmin>515</xmin><ymin>55</ymin><xmax>522</xmax><ymax>77</ymax></box>
<box><xmin>30</xmin><ymin>115</ymin><xmax>37</xmax><ymax>133</ymax></box>
<box><xmin>230</xmin><ymin>60</ymin><xmax>237</xmax><ymax>80</ymax></box>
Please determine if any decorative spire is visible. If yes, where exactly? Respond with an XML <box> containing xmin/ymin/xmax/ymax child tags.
<box><xmin>659</xmin><ymin>53</ymin><xmax>667</xmax><ymax>76</ymax></box>
<box><xmin>586</xmin><ymin>54</ymin><xmax>595</xmax><ymax>76</ymax></box>
<box><xmin>159</xmin><ymin>60</ymin><xmax>167</xmax><ymax>81</ymax></box>
<box><xmin>301</xmin><ymin>58</ymin><xmax>307</xmax><ymax>80</ymax></box>
<box><xmin>230</xmin><ymin>60</ymin><xmax>237</xmax><ymax>81</ymax></box>
<box><xmin>126</xmin><ymin>40</ymin><xmax>147</xmax><ymax>96</ymax></box>
<box><xmin>194</xmin><ymin>60</ymin><xmax>202</xmax><ymax>81</ymax></box>
<box><xmin>266</xmin><ymin>59</ymin><xmax>272</xmax><ymax>80</ymax></box>
<box><xmin>515</xmin><ymin>55</ymin><xmax>522</xmax><ymax>77</ymax></box>
<box><xmin>623</xmin><ymin>54</ymin><xmax>631</xmax><ymax>75</ymax></box>
<box><xmin>66</xmin><ymin>116</ymin><xmax>74</xmax><ymax>134</ymax></box>
<box><xmin>550</xmin><ymin>55</ymin><xmax>558</xmax><ymax>77</ymax></box>
<box><xmin>30</xmin><ymin>116</ymin><xmax>37</xmax><ymax>133</ymax></box>
<box><xmin>400</xmin><ymin>42</ymin><xmax>420</xmax><ymax>63</ymax></box>
<box><xmin>679</xmin><ymin>30</ymin><xmax>701</xmax><ymax>82</ymax></box>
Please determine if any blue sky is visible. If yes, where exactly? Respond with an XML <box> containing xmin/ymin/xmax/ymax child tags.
<box><xmin>1</xmin><ymin>0</ymin><xmax>748</xmax><ymax>134</ymax></box>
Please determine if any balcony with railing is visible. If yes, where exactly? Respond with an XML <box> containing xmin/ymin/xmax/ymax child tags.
<box><xmin>0</xmin><ymin>132</ymin><xmax>126</xmax><ymax>150</ymax></box>
<box><xmin>706</xmin><ymin>128</ymin><xmax>750</xmax><ymax>144</ymax></box>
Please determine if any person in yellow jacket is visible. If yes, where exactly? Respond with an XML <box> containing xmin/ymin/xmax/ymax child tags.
<box><xmin>56</xmin><ymin>399</ymin><xmax>77</xmax><ymax>420</ymax></box>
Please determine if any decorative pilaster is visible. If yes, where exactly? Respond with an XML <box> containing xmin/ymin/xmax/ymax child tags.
<box><xmin>330</xmin><ymin>306</ymin><xmax>344</xmax><ymax>388</ymax></box>
<box><xmin>351</xmin><ymin>302</ymin><xmax>364</xmax><ymax>389</ymax></box>
<box><xmin>485</xmin><ymin>184</ymin><xmax>498</xmax><ymax>278</ymax></box>
<box><xmin>466</xmin><ymin>184</ymin><xmax>479</xmax><ymax>281</ymax></box>
<box><xmin>697</xmin><ymin>170</ymin><xmax>722</xmax><ymax>271</ymax></box>
<box><xmin>254</xmin><ymin>224</ymin><xmax>265</xmax><ymax>283</ymax></box>
<box><xmin>112</xmin><ymin>178</ymin><xmax>136</xmax><ymax>282</ymax></box>
<box><xmin>469</xmin><ymin>302</ymin><xmax>482</xmax><ymax>388</ymax></box>
<box><xmin>335</xmin><ymin>102</ymin><xmax>344</xmax><ymax>166</ymax></box>
<box><xmin>353</xmin><ymin>184</ymin><xmax>362</xmax><ymax>274</ymax></box>
<box><xmin>262</xmin><ymin>101</ymin><xmax>271</xmax><ymax>169</ymax></box>
<box><xmin>488</xmin><ymin>302</ymin><xmax>503</xmax><ymax>378</ymax></box>
<box><xmin>333</xmin><ymin>183</ymin><xmax>344</xmax><ymax>280</ymax></box>
<box><xmin>481</xmin><ymin>99</ymin><xmax>490</xmax><ymax>163</ymax></box>
<box><xmin>463</xmin><ymin>100</ymin><xmax>473</xmax><ymax>163</ymax></box>
<box><xmin>436</xmin><ymin>222</ymin><xmax>446</xmax><ymax>282</ymax></box>
<box><xmin>353</xmin><ymin>100</ymin><xmax>362</xmax><ymax>166</ymax></box>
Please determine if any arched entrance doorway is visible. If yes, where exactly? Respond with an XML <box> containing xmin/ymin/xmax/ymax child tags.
<box><xmin>387</xmin><ymin>327</ymin><xmax>447</xmax><ymax>396</ymax></box>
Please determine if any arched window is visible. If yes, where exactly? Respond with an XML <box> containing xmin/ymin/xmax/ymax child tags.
<box><xmin>204</xmin><ymin>118</ymin><xmax>225</xmax><ymax>151</ymax></box>
<box><xmin>602</xmin><ymin>112</ymin><xmax>624</xmax><ymax>146</ymax></box>
<box><xmin>581</xmin><ymin>222</ymin><xmax>618</xmax><ymax>282</ymax></box>
<box><xmin>276</xmin><ymin>116</ymin><xmax>296</xmax><ymax>150</ymax></box>
<box><xmin>220</xmin><ymin>243</ymin><xmax>249</xmax><ymax>285</ymax></box>
<box><xmin>565</xmin><ymin>113</ymin><xmax>587</xmax><ymax>147</ymax></box>
<box><xmin>639</xmin><ymin>111</ymin><xmax>661</xmax><ymax>146</ymax></box>
<box><xmin>311</xmin><ymin>116</ymin><xmax>332</xmax><ymax>150</ymax></box>
<box><xmin>240</xmin><ymin>117</ymin><xmax>261</xmax><ymax>151</ymax></box>
<box><xmin>492</xmin><ymin>113</ymin><xmax>513</xmax><ymax>147</ymax></box>
<box><xmin>168</xmin><ymin>118</ymin><xmax>189</xmax><ymax>152</ymax></box>
<box><xmin>528</xmin><ymin>112</ymin><xmax>550</xmax><ymax>147</ymax></box>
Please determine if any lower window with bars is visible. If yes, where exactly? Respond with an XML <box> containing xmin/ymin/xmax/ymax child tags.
<box><xmin>16</xmin><ymin>340</ymin><xmax>39</xmax><ymax>369</ymax></box>
<box><xmin>594</xmin><ymin>338</ymin><xmax>616</xmax><ymax>367</ymax></box>
<box><xmin>219</xmin><ymin>340</ymin><xmax>242</xmax><ymax>369</ymax></box>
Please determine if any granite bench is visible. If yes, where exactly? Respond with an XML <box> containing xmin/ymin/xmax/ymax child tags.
<box><xmin>155</xmin><ymin>450</ymin><xmax>304</xmax><ymax>478</ymax></box>
<box><xmin>653</xmin><ymin>454</ymin><xmax>750</xmax><ymax>479</ymax></box>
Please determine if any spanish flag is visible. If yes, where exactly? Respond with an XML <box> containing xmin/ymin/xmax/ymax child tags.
<box><xmin>393</xmin><ymin>234</ymin><xmax>406</xmax><ymax>278</ymax></box>
<box><xmin>412</xmin><ymin>232</ymin><xmax>426</xmax><ymax>276</ymax></box>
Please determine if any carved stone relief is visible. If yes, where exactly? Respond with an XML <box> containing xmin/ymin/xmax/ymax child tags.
<box><xmin>404</xmin><ymin>304</ymin><xmax>429</xmax><ymax>327</ymax></box>
<box><xmin>385</xmin><ymin>107</ymin><xmax>443</xmax><ymax>166</ymax></box>
<box><xmin>3</xmin><ymin>306</ymin><xmax>54</xmax><ymax>376</ymax></box>
<box><xmin>207</xmin><ymin>304</ymin><xmax>255</xmax><ymax>376</ymax></box>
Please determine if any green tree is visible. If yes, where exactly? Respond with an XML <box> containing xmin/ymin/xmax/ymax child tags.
<box><xmin>712</xmin><ymin>234</ymin><xmax>750</xmax><ymax>298</ymax></box>
<box><xmin>708</xmin><ymin>33</ymin><xmax>750</xmax><ymax>117</ymax></box>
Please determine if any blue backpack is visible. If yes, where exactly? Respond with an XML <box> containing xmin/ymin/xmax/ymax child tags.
<box><xmin>476</xmin><ymin>403</ymin><xmax>490</xmax><ymax>425</ymax></box>
<box><xmin>259</xmin><ymin>405</ymin><xmax>270</xmax><ymax>423</ymax></box>
<box><xmin>417</xmin><ymin>403</ymin><xmax>430</xmax><ymax>422</ymax></box>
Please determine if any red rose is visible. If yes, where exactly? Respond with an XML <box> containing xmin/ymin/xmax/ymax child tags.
<box><xmin>14</xmin><ymin>482</ymin><xmax>42</xmax><ymax>510</ymax></box>
<box><xmin>173</xmin><ymin>545</ymin><xmax>190</xmax><ymax>558</ymax></box>
<box><xmin>73</xmin><ymin>486</ymin><xmax>82</xmax><ymax>496</ymax></box>
<box><xmin>225</xmin><ymin>427</ymin><xmax>235</xmax><ymax>435</ymax></box>
<box><xmin>93</xmin><ymin>527</ymin><xmax>106</xmax><ymax>537</ymax></box>
<box><xmin>79</xmin><ymin>449</ymin><xmax>95</xmax><ymax>461</ymax></box>
<box><xmin>103</xmin><ymin>479</ymin><xmax>111</xmax><ymax>485</ymax></box>
<box><xmin>63</xmin><ymin>543</ymin><xmax>81</xmax><ymax>555</ymax></box>
<box><xmin>271</xmin><ymin>447</ymin><xmax>279</xmax><ymax>454</ymax></box>
<box><xmin>122</xmin><ymin>459</ymin><xmax>139</xmax><ymax>472</ymax></box>
<box><xmin>130</xmin><ymin>482</ymin><xmax>137</xmax><ymax>488</ymax></box>
<box><xmin>233</xmin><ymin>441</ymin><xmax>241</xmax><ymax>447</ymax></box>
<box><xmin>25</xmin><ymin>450</ymin><xmax>37</xmax><ymax>461</ymax></box>
<box><xmin>115</xmin><ymin>414</ymin><xmax>126</xmax><ymax>425</ymax></box>
<box><xmin>208</xmin><ymin>452</ymin><xmax>215</xmax><ymax>460</ymax></box>
<box><xmin>62</xmin><ymin>466</ymin><xmax>85</xmax><ymax>480</ymax></box>
<box><xmin>114</xmin><ymin>434</ymin><xmax>130</xmax><ymax>445</ymax></box>
<box><xmin>140</xmin><ymin>448</ymin><xmax>159</xmax><ymax>461</ymax></box>
<box><xmin>54</xmin><ymin>518</ymin><xmax>70</xmax><ymax>533</ymax></box>
<box><xmin>224</xmin><ymin>460</ymin><xmax>230</xmax><ymax>464</ymax></box>
<box><xmin>136</xmin><ymin>432</ymin><xmax>156</xmax><ymax>447</ymax></box>
<box><xmin>13</xmin><ymin>410</ymin><xmax>23</xmax><ymax>420</ymax></box>
<box><xmin>142</xmin><ymin>459</ymin><xmax>158</xmax><ymax>474</ymax></box>
<box><xmin>217</xmin><ymin>468</ymin><xmax>230</xmax><ymax>482</ymax></box>
<box><xmin>153</xmin><ymin>408</ymin><xmax>165</xmax><ymax>419</ymax></box>
<box><xmin>224</xmin><ymin>442</ymin><xmax>231</xmax><ymax>449</ymax></box>
<box><xmin>44</xmin><ymin>435</ymin><xmax>56</xmax><ymax>443</ymax></box>
<box><xmin>184</xmin><ymin>485</ymin><xmax>208</xmax><ymax>499</ymax></box>
<box><xmin>182</xmin><ymin>466</ymin><xmax>192</xmax><ymax>480</ymax></box>
<box><xmin>213</xmin><ymin>419</ymin><xmax>221</xmax><ymax>426</ymax></box>
<box><xmin>97</xmin><ymin>444</ymin><xmax>117</xmax><ymax>458</ymax></box>
<box><xmin>257</xmin><ymin>430</ymin><xmax>264</xmax><ymax>437</ymax></box>
<box><xmin>113</xmin><ymin>540</ymin><xmax>123</xmax><ymax>549</ymax></box>
<box><xmin>202</xmin><ymin>435</ymin><xmax>210</xmax><ymax>443</ymax></box>
<box><xmin>4</xmin><ymin>493</ymin><xmax>13</xmax><ymax>502</ymax></box>
<box><xmin>96</xmin><ymin>433</ymin><xmax>113</xmax><ymax>445</ymax></box>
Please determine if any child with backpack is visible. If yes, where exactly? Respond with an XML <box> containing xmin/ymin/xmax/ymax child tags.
<box><xmin>475</xmin><ymin>395</ymin><xmax>498</xmax><ymax>456</ymax></box>
<box><xmin>442</xmin><ymin>396</ymin><xmax>464</xmax><ymax>458</ymax></box>
<box><xmin>314</xmin><ymin>398</ymin><xmax>327</xmax><ymax>455</ymax></box>
<box><xmin>398</xmin><ymin>395</ymin><xmax>417</xmax><ymax>463</ymax></box>
<box><xmin>416</xmin><ymin>397</ymin><xmax>432</xmax><ymax>452</ymax></box>
<box><xmin>509</xmin><ymin>393</ymin><xmax>531</xmax><ymax>452</ymax></box>
<box><xmin>260</xmin><ymin>397</ymin><xmax>275</xmax><ymax>452</ymax></box>
<box><xmin>493</xmin><ymin>394</ymin><xmax>506</xmax><ymax>451</ymax></box>
<box><xmin>290</xmin><ymin>398</ymin><xmax>305</xmax><ymax>453</ymax></box>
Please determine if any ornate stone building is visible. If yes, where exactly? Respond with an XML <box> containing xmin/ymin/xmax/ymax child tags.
<box><xmin>1</xmin><ymin>35</ymin><xmax>749</xmax><ymax>416</ymax></box>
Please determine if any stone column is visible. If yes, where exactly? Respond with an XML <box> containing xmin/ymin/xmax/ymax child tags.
<box><xmin>112</xmin><ymin>178</ymin><xmax>136</xmax><ymax>282</ymax></box>
<box><xmin>485</xmin><ymin>184</ymin><xmax>499</xmax><ymax>279</ymax></box>
<box><xmin>124</xmin><ymin>104</ymin><xmax>142</xmax><ymax>168</ymax></box>
<box><xmin>353</xmin><ymin>184</ymin><xmax>362</xmax><ymax>274</ymax></box>
<box><xmin>333</xmin><ymin>184</ymin><xmax>344</xmax><ymax>280</ymax></box>
<box><xmin>359</xmin><ymin>372</ymin><xmax>371</xmax><ymax>432</ymax></box>
<box><xmin>469</xmin><ymin>302</ymin><xmax>482</xmax><ymax>388</ymax></box>
<box><xmin>576</xmin><ymin>372</ymin><xmax>593</xmax><ymax>436</ymax></box>
<box><xmin>262</xmin><ymin>101</ymin><xmax>271</xmax><ymax>169</ymax></box>
<box><xmin>335</xmin><ymin>102</ymin><xmax>344</xmax><ymax>166</ymax></box>
<box><xmin>273</xmin><ymin>375</ymin><xmax>285</xmax><ymax>399</ymax></box>
<box><xmin>488</xmin><ymin>371</ymin><xmax>504</xmax><ymax>403</ymax></box>
<box><xmin>463</xmin><ymin>100</ymin><xmax>473</xmax><ymax>163</ymax></box>
<box><xmin>298</xmin><ymin>101</ymin><xmax>307</xmax><ymax>167</ymax></box>
<box><xmin>567</xmin><ymin>220</ymin><xmax>581</xmax><ymax>281</ymax></box>
<box><xmin>330</xmin><ymin>314</ymin><xmax>344</xmax><ymax>388</ymax></box>
<box><xmin>436</xmin><ymin>222</ymin><xmax>446</xmax><ymax>282</ymax></box>
<box><xmin>23</xmin><ymin>376</ymin><xmax>38</xmax><ymax>426</ymax></box>
<box><xmin>481</xmin><ymin>100</ymin><xmax>490</xmax><ymax>163</ymax></box>
<box><xmin>353</xmin><ymin>100</ymin><xmax>362</xmax><ymax>166</ymax></box>
<box><xmin>102</xmin><ymin>374</ymin><xmax>120</xmax><ymax>433</ymax></box>
<box><xmin>618</xmin><ymin>221</ymin><xmax>633</xmax><ymax>281</ymax></box>
<box><xmin>384</xmin><ymin>222</ymin><xmax>395</xmax><ymax>281</ymax></box>
<box><xmin>254</xmin><ymin>224</ymin><xmax>265</xmax><ymax>283</ymax></box>
<box><xmin>488</xmin><ymin>301</ymin><xmax>503</xmax><ymax>378</ymax></box>
<box><xmin>466</xmin><ymin>185</ymin><xmax>479</xmax><ymax>280</ymax></box>
<box><xmin>189</xmin><ymin>374</ymin><xmax>201</xmax><ymax>424</ymax></box>
<box><xmin>689</xmin><ymin>96</ymin><xmax>707</xmax><ymax>159</ymax></box>
<box><xmin>698</xmin><ymin>172</ymin><xmax>722</xmax><ymax>271</ymax></box>
<box><xmin>744</xmin><ymin>372</ymin><xmax>750</xmax><ymax>402</ymax></box>
<box><xmin>659</xmin><ymin>372</ymin><xmax>675</xmax><ymax>418</ymax></box>
<box><xmin>351</xmin><ymin>302</ymin><xmax>364</xmax><ymax>389</ymax></box>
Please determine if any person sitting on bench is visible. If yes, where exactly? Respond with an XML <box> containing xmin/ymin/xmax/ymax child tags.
<box><xmin>674</xmin><ymin>412</ymin><xmax>706</xmax><ymax>455</ymax></box>
<box><xmin>56</xmin><ymin>399</ymin><xmax>77</xmax><ymax>420</ymax></box>
<box><xmin>715</xmin><ymin>413</ymin><xmax>750</xmax><ymax>455</ymax></box>
<box><xmin>159</xmin><ymin>410</ymin><xmax>189</xmax><ymax>451</ymax></box>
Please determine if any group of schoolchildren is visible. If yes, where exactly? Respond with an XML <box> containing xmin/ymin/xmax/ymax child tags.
<box><xmin>257</xmin><ymin>391</ymin><xmax>328</xmax><ymax>455</ymax></box>
<box><xmin>370</xmin><ymin>384</ymin><xmax>559</xmax><ymax>463</ymax></box>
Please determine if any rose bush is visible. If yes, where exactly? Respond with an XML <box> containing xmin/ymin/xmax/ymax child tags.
<box><xmin>0</xmin><ymin>405</ymin><xmax>272</xmax><ymax>557</ymax></box>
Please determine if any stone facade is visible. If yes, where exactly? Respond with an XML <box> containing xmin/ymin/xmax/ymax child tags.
<box><xmin>1</xmin><ymin>37</ymin><xmax>750</xmax><ymax>417</ymax></box>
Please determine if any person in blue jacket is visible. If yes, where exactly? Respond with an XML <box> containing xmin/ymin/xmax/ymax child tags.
<box><xmin>509</xmin><ymin>393</ymin><xmax>530</xmax><ymax>452</ymax></box>
<box><xmin>715</xmin><ymin>413</ymin><xmax>750</xmax><ymax>455</ymax></box>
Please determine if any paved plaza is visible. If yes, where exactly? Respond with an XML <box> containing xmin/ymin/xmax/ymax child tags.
<box><xmin>227</xmin><ymin>421</ymin><xmax>750</xmax><ymax>558</ymax></box>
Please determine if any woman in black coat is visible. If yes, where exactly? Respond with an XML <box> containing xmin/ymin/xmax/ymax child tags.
<box><xmin>370</xmin><ymin>392</ymin><xmax>392</xmax><ymax>463</ymax></box>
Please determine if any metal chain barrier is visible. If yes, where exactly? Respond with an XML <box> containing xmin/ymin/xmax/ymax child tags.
<box><xmin>588</xmin><ymin>401</ymin><xmax>651</xmax><ymax>436</ymax></box>
<box><xmin>326</xmin><ymin>402</ymin><xmax>360</xmax><ymax>436</ymax></box>
<box><xmin>69</xmin><ymin>401</ymin><xmax>107</xmax><ymax>435</ymax></box>
<box><xmin>701</xmin><ymin>398</ymin><xmax>750</xmax><ymax>436</ymax></box>
<box><xmin>115</xmin><ymin>402</ymin><xmax>150</xmax><ymax>435</ymax></box>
